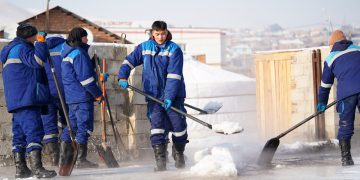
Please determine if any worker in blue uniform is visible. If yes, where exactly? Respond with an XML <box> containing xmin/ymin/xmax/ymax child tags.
<box><xmin>0</xmin><ymin>24</ymin><xmax>57</xmax><ymax>178</ymax></box>
<box><xmin>118</xmin><ymin>21</ymin><xmax>188</xmax><ymax>171</ymax></box>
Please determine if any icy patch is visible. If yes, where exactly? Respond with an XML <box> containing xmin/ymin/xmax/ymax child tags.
<box><xmin>279</xmin><ymin>139</ymin><xmax>339</xmax><ymax>153</ymax></box>
<box><xmin>189</xmin><ymin>146</ymin><xmax>237</xmax><ymax>177</ymax></box>
<box><xmin>212</xmin><ymin>121</ymin><xmax>244</xmax><ymax>135</ymax></box>
<box><xmin>203</xmin><ymin>101</ymin><xmax>223</xmax><ymax>113</ymax></box>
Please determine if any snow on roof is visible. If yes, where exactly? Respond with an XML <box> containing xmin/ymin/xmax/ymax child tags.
<box><xmin>184</xmin><ymin>55</ymin><xmax>255</xmax><ymax>98</ymax></box>
<box><xmin>184</xmin><ymin>55</ymin><xmax>253</xmax><ymax>83</ymax></box>
<box><xmin>0</xmin><ymin>1</ymin><xmax>32</xmax><ymax>26</ymax></box>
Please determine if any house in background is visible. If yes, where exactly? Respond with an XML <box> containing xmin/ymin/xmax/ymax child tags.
<box><xmin>95</xmin><ymin>21</ymin><xmax>225</xmax><ymax>66</ymax></box>
<box><xmin>18</xmin><ymin>6</ymin><xmax>130</xmax><ymax>44</ymax></box>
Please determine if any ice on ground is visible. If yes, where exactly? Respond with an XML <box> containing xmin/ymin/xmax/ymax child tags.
<box><xmin>279</xmin><ymin>139</ymin><xmax>339</xmax><ymax>154</ymax></box>
<box><xmin>203</xmin><ymin>101</ymin><xmax>223</xmax><ymax>113</ymax></box>
<box><xmin>189</xmin><ymin>146</ymin><xmax>237</xmax><ymax>177</ymax></box>
<box><xmin>212</xmin><ymin>121</ymin><xmax>244</xmax><ymax>135</ymax></box>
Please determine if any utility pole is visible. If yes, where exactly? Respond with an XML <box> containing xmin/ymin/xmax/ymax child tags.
<box><xmin>45</xmin><ymin>0</ymin><xmax>50</xmax><ymax>32</ymax></box>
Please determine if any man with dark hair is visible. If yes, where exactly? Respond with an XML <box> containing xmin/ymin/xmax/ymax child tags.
<box><xmin>41</xmin><ymin>34</ymin><xmax>67</xmax><ymax>166</ymax></box>
<box><xmin>59</xmin><ymin>27</ymin><xmax>107</xmax><ymax>168</ymax></box>
<box><xmin>118</xmin><ymin>20</ymin><xmax>188</xmax><ymax>171</ymax></box>
<box><xmin>317</xmin><ymin>30</ymin><xmax>360</xmax><ymax>166</ymax></box>
<box><xmin>0</xmin><ymin>24</ymin><xmax>57</xmax><ymax>178</ymax></box>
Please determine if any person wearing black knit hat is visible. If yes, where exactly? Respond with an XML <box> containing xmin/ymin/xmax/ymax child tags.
<box><xmin>0</xmin><ymin>24</ymin><xmax>57</xmax><ymax>178</ymax></box>
<box><xmin>59</xmin><ymin>27</ymin><xmax>108</xmax><ymax>169</ymax></box>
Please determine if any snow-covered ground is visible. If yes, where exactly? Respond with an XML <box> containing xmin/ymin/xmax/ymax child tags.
<box><xmin>2</xmin><ymin>127</ymin><xmax>357</xmax><ymax>180</ymax></box>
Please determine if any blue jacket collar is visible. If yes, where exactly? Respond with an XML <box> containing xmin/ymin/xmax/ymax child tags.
<box><xmin>331</xmin><ymin>40</ymin><xmax>353</xmax><ymax>52</ymax></box>
<box><xmin>61</xmin><ymin>42</ymin><xmax>89</xmax><ymax>58</ymax></box>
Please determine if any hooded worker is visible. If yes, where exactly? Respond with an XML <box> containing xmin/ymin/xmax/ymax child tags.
<box><xmin>317</xmin><ymin>30</ymin><xmax>360</xmax><ymax>166</ymax></box>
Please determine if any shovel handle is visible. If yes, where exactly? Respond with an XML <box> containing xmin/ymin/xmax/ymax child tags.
<box><xmin>48</xmin><ymin>56</ymin><xmax>76</xmax><ymax>141</ymax></box>
<box><xmin>128</xmin><ymin>85</ymin><xmax>213</xmax><ymax>129</ymax></box>
<box><xmin>184</xmin><ymin>103</ymin><xmax>208</xmax><ymax>114</ymax></box>
<box><xmin>276</xmin><ymin>99</ymin><xmax>338</xmax><ymax>139</ymax></box>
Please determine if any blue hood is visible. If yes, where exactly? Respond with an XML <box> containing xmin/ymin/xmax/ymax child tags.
<box><xmin>61</xmin><ymin>42</ymin><xmax>89</xmax><ymax>58</ymax></box>
<box><xmin>0</xmin><ymin>37</ymin><xmax>33</xmax><ymax>63</ymax></box>
<box><xmin>46</xmin><ymin>37</ymin><xmax>65</xmax><ymax>49</ymax></box>
<box><xmin>331</xmin><ymin>40</ymin><xmax>353</xmax><ymax>52</ymax></box>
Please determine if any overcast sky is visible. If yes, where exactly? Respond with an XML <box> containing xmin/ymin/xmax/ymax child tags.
<box><xmin>3</xmin><ymin>0</ymin><xmax>360</xmax><ymax>29</ymax></box>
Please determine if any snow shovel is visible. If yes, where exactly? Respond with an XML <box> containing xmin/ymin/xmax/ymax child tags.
<box><xmin>128</xmin><ymin>85</ymin><xmax>243</xmax><ymax>135</ymax></box>
<box><xmin>184</xmin><ymin>101</ymin><xmax>223</xmax><ymax>114</ymax></box>
<box><xmin>93</xmin><ymin>55</ymin><xmax>119</xmax><ymax>168</ymax></box>
<box><xmin>48</xmin><ymin>56</ymin><xmax>78</xmax><ymax>176</ymax></box>
<box><xmin>257</xmin><ymin>99</ymin><xmax>338</xmax><ymax>166</ymax></box>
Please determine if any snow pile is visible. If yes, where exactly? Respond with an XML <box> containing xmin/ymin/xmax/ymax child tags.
<box><xmin>189</xmin><ymin>146</ymin><xmax>237</xmax><ymax>177</ymax></box>
<box><xmin>279</xmin><ymin>139</ymin><xmax>339</xmax><ymax>154</ymax></box>
<box><xmin>212</xmin><ymin>121</ymin><xmax>244</xmax><ymax>135</ymax></box>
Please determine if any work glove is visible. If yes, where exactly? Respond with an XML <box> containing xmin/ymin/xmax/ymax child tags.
<box><xmin>118</xmin><ymin>79</ymin><xmax>129</xmax><ymax>89</ymax></box>
<box><xmin>317</xmin><ymin>103</ymin><xmax>326</xmax><ymax>112</ymax></box>
<box><xmin>162</xmin><ymin>99</ymin><xmax>172</xmax><ymax>111</ymax></box>
<box><xmin>95</xmin><ymin>95</ymin><xmax>104</xmax><ymax>104</ymax></box>
<box><xmin>99</xmin><ymin>72</ymin><xmax>109</xmax><ymax>82</ymax></box>
<box><xmin>36</xmin><ymin>32</ymin><xmax>47</xmax><ymax>42</ymax></box>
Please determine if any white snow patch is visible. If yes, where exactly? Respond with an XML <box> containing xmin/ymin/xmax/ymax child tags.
<box><xmin>212</xmin><ymin>121</ymin><xmax>244</xmax><ymax>135</ymax></box>
<box><xmin>189</xmin><ymin>146</ymin><xmax>237</xmax><ymax>177</ymax></box>
<box><xmin>279</xmin><ymin>139</ymin><xmax>339</xmax><ymax>153</ymax></box>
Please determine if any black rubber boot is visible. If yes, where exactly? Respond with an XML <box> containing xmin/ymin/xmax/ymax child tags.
<box><xmin>153</xmin><ymin>144</ymin><xmax>167</xmax><ymax>171</ymax></box>
<box><xmin>172</xmin><ymin>143</ymin><xmax>186</xmax><ymax>169</ymax></box>
<box><xmin>59</xmin><ymin>141</ymin><xmax>74</xmax><ymax>167</ymax></box>
<box><xmin>44</xmin><ymin>142</ymin><xmax>60</xmax><ymax>166</ymax></box>
<box><xmin>28</xmin><ymin>150</ymin><xmax>57</xmax><ymax>178</ymax></box>
<box><xmin>339</xmin><ymin>139</ymin><xmax>354</xmax><ymax>166</ymax></box>
<box><xmin>14</xmin><ymin>152</ymin><xmax>32</xmax><ymax>178</ymax></box>
<box><xmin>76</xmin><ymin>143</ymin><xmax>98</xmax><ymax>168</ymax></box>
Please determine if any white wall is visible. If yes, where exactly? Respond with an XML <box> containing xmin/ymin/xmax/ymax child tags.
<box><xmin>106</xmin><ymin>27</ymin><xmax>224</xmax><ymax>66</ymax></box>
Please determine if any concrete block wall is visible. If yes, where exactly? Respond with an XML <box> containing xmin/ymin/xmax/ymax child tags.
<box><xmin>288</xmin><ymin>48</ymin><xmax>337</xmax><ymax>142</ymax></box>
<box><xmin>0</xmin><ymin>41</ymin><xmax>151</xmax><ymax>160</ymax></box>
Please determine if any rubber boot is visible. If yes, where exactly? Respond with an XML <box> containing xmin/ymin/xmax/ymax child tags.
<box><xmin>14</xmin><ymin>152</ymin><xmax>32</xmax><ymax>178</ymax></box>
<box><xmin>172</xmin><ymin>143</ymin><xmax>186</xmax><ymax>169</ymax></box>
<box><xmin>44</xmin><ymin>142</ymin><xmax>60</xmax><ymax>166</ymax></box>
<box><xmin>28</xmin><ymin>150</ymin><xmax>57</xmax><ymax>178</ymax></box>
<box><xmin>339</xmin><ymin>139</ymin><xmax>354</xmax><ymax>166</ymax></box>
<box><xmin>153</xmin><ymin>144</ymin><xmax>167</xmax><ymax>171</ymax></box>
<box><xmin>59</xmin><ymin>141</ymin><xmax>74</xmax><ymax>167</ymax></box>
<box><xmin>76</xmin><ymin>143</ymin><xmax>98</xmax><ymax>168</ymax></box>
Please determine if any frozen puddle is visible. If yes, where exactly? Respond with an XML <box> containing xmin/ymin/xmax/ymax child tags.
<box><xmin>189</xmin><ymin>146</ymin><xmax>237</xmax><ymax>177</ymax></box>
<box><xmin>212</xmin><ymin>121</ymin><xmax>244</xmax><ymax>134</ymax></box>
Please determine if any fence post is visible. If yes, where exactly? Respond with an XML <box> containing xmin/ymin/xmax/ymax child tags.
<box><xmin>312</xmin><ymin>49</ymin><xmax>326</xmax><ymax>140</ymax></box>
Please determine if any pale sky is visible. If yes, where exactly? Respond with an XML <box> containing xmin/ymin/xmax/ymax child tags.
<box><xmin>3</xmin><ymin>0</ymin><xmax>360</xmax><ymax>29</ymax></box>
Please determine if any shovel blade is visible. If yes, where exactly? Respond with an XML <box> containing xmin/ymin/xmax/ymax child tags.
<box><xmin>59</xmin><ymin>141</ymin><xmax>78</xmax><ymax>176</ymax></box>
<box><xmin>203</xmin><ymin>101</ymin><xmax>223</xmax><ymax>114</ymax></box>
<box><xmin>96</xmin><ymin>144</ymin><xmax>119</xmax><ymax>168</ymax></box>
<box><xmin>257</xmin><ymin>138</ymin><xmax>280</xmax><ymax>166</ymax></box>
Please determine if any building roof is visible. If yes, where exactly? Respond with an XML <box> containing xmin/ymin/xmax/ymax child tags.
<box><xmin>19</xmin><ymin>6</ymin><xmax>131</xmax><ymax>44</ymax></box>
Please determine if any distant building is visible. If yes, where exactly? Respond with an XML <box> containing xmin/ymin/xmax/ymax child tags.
<box><xmin>95</xmin><ymin>21</ymin><xmax>225</xmax><ymax>66</ymax></box>
<box><xmin>19</xmin><ymin>6</ymin><xmax>130</xmax><ymax>43</ymax></box>
<box><xmin>0</xmin><ymin>30</ymin><xmax>4</xmax><ymax>38</ymax></box>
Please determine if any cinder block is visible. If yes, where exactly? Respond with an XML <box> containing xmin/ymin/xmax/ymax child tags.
<box><xmin>88</xmin><ymin>45</ymin><xmax>115</xmax><ymax>60</ymax></box>
<box><xmin>0</xmin><ymin>122</ymin><xmax>12</xmax><ymax>140</ymax></box>
<box><xmin>113</xmin><ymin>46</ymin><xmax>130</xmax><ymax>61</ymax></box>
<box><xmin>0</xmin><ymin>74</ymin><xmax>3</xmax><ymax>89</ymax></box>
<box><xmin>106</xmin><ymin>60</ymin><xmax>123</xmax><ymax>75</ymax></box>
<box><xmin>0</xmin><ymin>107</ymin><xmax>11</xmax><ymax>123</ymax></box>
<box><xmin>0</xmin><ymin>90</ymin><xmax>6</xmax><ymax>106</ymax></box>
<box><xmin>134</xmin><ymin>133</ymin><xmax>151</xmax><ymax>148</ymax></box>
